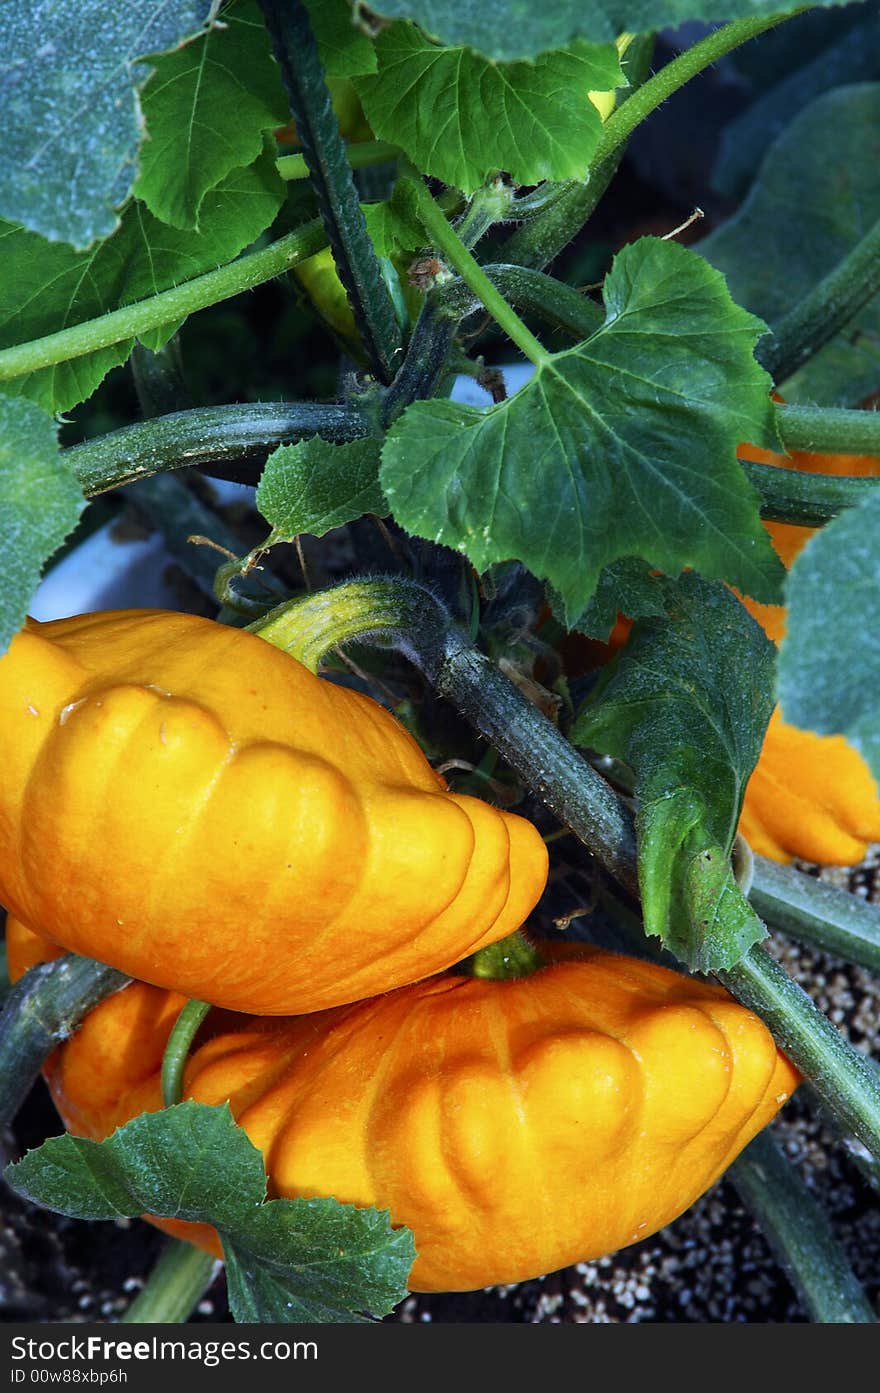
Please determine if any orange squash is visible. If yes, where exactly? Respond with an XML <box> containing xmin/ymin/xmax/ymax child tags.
<box><xmin>0</xmin><ymin>610</ymin><xmax>547</xmax><ymax>1014</ymax></box>
<box><xmin>6</xmin><ymin>918</ymin><xmax>798</xmax><ymax>1294</ymax></box>
<box><xmin>735</xmin><ymin>435</ymin><xmax>880</xmax><ymax>864</ymax></box>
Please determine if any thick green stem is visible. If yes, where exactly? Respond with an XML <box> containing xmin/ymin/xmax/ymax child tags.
<box><xmin>750</xmin><ymin>856</ymin><xmax>880</xmax><ymax>975</ymax></box>
<box><xmin>459</xmin><ymin>930</ymin><xmax>547</xmax><ymax>981</ymax></box>
<box><xmin>277</xmin><ymin>141</ymin><xmax>400</xmax><ymax>181</ymax></box>
<box><xmin>729</xmin><ymin>1129</ymin><xmax>877</xmax><ymax>1323</ymax></box>
<box><xmin>119</xmin><ymin>1239</ymin><xmax>218</xmax><ymax>1324</ymax></box>
<box><xmin>720</xmin><ymin>946</ymin><xmax>880</xmax><ymax>1160</ymax></box>
<box><xmin>437</xmin><ymin>263</ymin><xmax>604</xmax><ymax>341</ymax></box>
<box><xmin>777</xmin><ymin>403</ymin><xmax>880</xmax><ymax>457</ymax></box>
<box><xmin>405</xmin><ymin>174</ymin><xmax>550</xmax><ymax>367</ymax></box>
<box><xmin>0</xmin><ymin>956</ymin><xmax>128</xmax><ymax>1128</ymax></box>
<box><xmin>64</xmin><ymin>402</ymin><xmax>366</xmax><ymax>496</ymax></box>
<box><xmin>253</xmin><ymin>577</ymin><xmax>880</xmax><ymax>1167</ymax></box>
<box><xmin>743</xmin><ymin>460</ymin><xmax>880</xmax><ymax>527</ymax></box>
<box><xmin>0</xmin><ymin>223</ymin><xmax>326</xmax><ymax>386</ymax></box>
<box><xmin>593</xmin><ymin>14</ymin><xmax>803</xmax><ymax>171</ymax></box>
<box><xmin>501</xmin><ymin>34</ymin><xmax>656</xmax><ymax>270</ymax></box>
<box><xmin>259</xmin><ymin>0</ymin><xmax>403</xmax><ymax>383</ymax></box>
<box><xmin>161</xmin><ymin>1000</ymin><xmax>212</xmax><ymax>1109</ymax></box>
<box><xmin>758</xmin><ymin>218</ymin><xmax>880</xmax><ymax>385</ymax></box>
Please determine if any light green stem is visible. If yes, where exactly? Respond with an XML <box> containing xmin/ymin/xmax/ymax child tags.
<box><xmin>592</xmin><ymin>12</ymin><xmax>805</xmax><ymax>170</ymax></box>
<box><xmin>277</xmin><ymin>140</ymin><xmax>400</xmax><ymax>180</ymax></box>
<box><xmin>405</xmin><ymin>172</ymin><xmax>549</xmax><ymax>367</ymax></box>
<box><xmin>120</xmin><ymin>1239</ymin><xmax>218</xmax><ymax>1324</ymax></box>
<box><xmin>161</xmin><ymin>999</ymin><xmax>212</xmax><ymax>1108</ymax></box>
<box><xmin>777</xmin><ymin>403</ymin><xmax>880</xmax><ymax>456</ymax></box>
<box><xmin>0</xmin><ymin>221</ymin><xmax>326</xmax><ymax>384</ymax></box>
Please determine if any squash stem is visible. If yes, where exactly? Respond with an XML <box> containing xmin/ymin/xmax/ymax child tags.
<box><xmin>0</xmin><ymin>955</ymin><xmax>128</xmax><ymax>1128</ymax></box>
<box><xmin>63</xmin><ymin>403</ymin><xmax>367</xmax><ymax>498</ymax></box>
<box><xmin>161</xmin><ymin>1000</ymin><xmax>212</xmax><ymax>1109</ymax></box>
<box><xmin>750</xmin><ymin>856</ymin><xmax>880</xmax><ymax>976</ymax></box>
<box><xmin>0</xmin><ymin>222</ymin><xmax>326</xmax><ymax>387</ymax></box>
<box><xmin>458</xmin><ymin>931</ymin><xmax>547</xmax><ymax>981</ymax></box>
<box><xmin>742</xmin><ymin>459</ymin><xmax>880</xmax><ymax>528</ymax></box>
<box><xmin>258</xmin><ymin>0</ymin><xmax>403</xmax><ymax>383</ymax></box>
<box><xmin>729</xmin><ymin>1128</ymin><xmax>877</xmax><ymax>1323</ymax></box>
<box><xmin>759</xmin><ymin>216</ymin><xmax>880</xmax><ymax>386</ymax></box>
<box><xmin>119</xmin><ymin>1239</ymin><xmax>219</xmax><ymax>1325</ymax></box>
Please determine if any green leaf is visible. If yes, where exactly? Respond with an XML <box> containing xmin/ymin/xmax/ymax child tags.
<box><xmin>700</xmin><ymin>85</ymin><xmax>880</xmax><ymax>405</ymax></box>
<box><xmin>0</xmin><ymin>399</ymin><xmax>84</xmax><ymax>655</ymax></box>
<box><xmin>224</xmin><ymin>1199</ymin><xmax>415</xmax><ymax>1323</ymax></box>
<box><xmin>6</xmin><ymin>1103</ymin><xmax>265</xmax><ymax>1224</ymax></box>
<box><xmin>135</xmin><ymin>0</ymin><xmax>289</xmax><ymax>231</ymax></box>
<box><xmin>306</xmin><ymin>0</ymin><xmax>378</xmax><ymax>78</ymax></box>
<box><xmin>257</xmin><ymin>438</ymin><xmax>386</xmax><ymax>539</ymax></box>
<box><xmin>382</xmin><ymin>237</ymin><xmax>784</xmax><ymax>625</ymax></box>
<box><xmin>361</xmin><ymin>1</ymin><xmax>853</xmax><ymax>61</ymax></box>
<box><xmin>564</xmin><ymin>559</ymin><xmax>669</xmax><ymax>641</ymax></box>
<box><xmin>362</xmin><ymin>185</ymin><xmax>424</xmax><ymax>261</ymax></box>
<box><xmin>0</xmin><ymin>149</ymin><xmax>285</xmax><ymax>414</ymax></box>
<box><xmin>570</xmin><ymin>573</ymin><xmax>775</xmax><ymax>971</ymax></box>
<box><xmin>0</xmin><ymin>0</ymin><xmax>216</xmax><ymax>250</ymax></box>
<box><xmin>6</xmin><ymin>1101</ymin><xmax>414</xmax><ymax>1323</ymax></box>
<box><xmin>778</xmin><ymin>491</ymin><xmax>880</xmax><ymax>788</ymax></box>
<box><xmin>355</xmin><ymin>24</ymin><xmax>623</xmax><ymax>194</ymax></box>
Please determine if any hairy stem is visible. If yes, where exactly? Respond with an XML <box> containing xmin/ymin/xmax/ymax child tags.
<box><xmin>119</xmin><ymin>1240</ymin><xmax>219</xmax><ymax>1324</ymax></box>
<box><xmin>743</xmin><ymin>460</ymin><xmax>880</xmax><ymax>527</ymax></box>
<box><xmin>0</xmin><ymin>223</ymin><xmax>326</xmax><ymax>386</ymax></box>
<box><xmin>729</xmin><ymin>1129</ymin><xmax>877</xmax><ymax>1323</ymax></box>
<box><xmin>0</xmin><ymin>956</ymin><xmax>128</xmax><ymax>1128</ymax></box>
<box><xmin>750</xmin><ymin>856</ymin><xmax>880</xmax><ymax>975</ymax></box>
<box><xmin>258</xmin><ymin>0</ymin><xmax>403</xmax><ymax>382</ymax></box>
<box><xmin>776</xmin><ymin>402</ymin><xmax>880</xmax><ymax>456</ymax></box>
<box><xmin>405</xmin><ymin>174</ymin><xmax>550</xmax><ymax>367</ymax></box>
<box><xmin>64</xmin><ymin>403</ymin><xmax>366</xmax><ymax>496</ymax></box>
<box><xmin>593</xmin><ymin>13</ymin><xmax>804</xmax><ymax>171</ymax></box>
<box><xmin>758</xmin><ymin>218</ymin><xmax>880</xmax><ymax>385</ymax></box>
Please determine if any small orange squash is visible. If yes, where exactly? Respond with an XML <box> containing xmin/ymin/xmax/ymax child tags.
<box><xmin>0</xmin><ymin>610</ymin><xmax>547</xmax><ymax>1014</ymax></box>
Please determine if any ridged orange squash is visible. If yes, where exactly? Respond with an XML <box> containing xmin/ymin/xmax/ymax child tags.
<box><xmin>0</xmin><ymin>611</ymin><xmax>547</xmax><ymax>1014</ymax></box>
<box><xmin>736</xmin><ymin>436</ymin><xmax>880</xmax><ymax>864</ymax></box>
<box><xmin>6</xmin><ymin>919</ymin><xmax>798</xmax><ymax>1294</ymax></box>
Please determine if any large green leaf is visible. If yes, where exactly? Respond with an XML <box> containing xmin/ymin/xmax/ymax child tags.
<box><xmin>257</xmin><ymin>438</ymin><xmax>386</xmax><ymax>540</ymax></box>
<box><xmin>0</xmin><ymin>0</ymin><xmax>216</xmax><ymax>249</ymax></box>
<box><xmin>778</xmin><ymin>491</ymin><xmax>880</xmax><ymax>788</ymax></box>
<box><xmin>135</xmin><ymin>0</ymin><xmax>288</xmax><ymax>230</ymax></box>
<box><xmin>0</xmin><ymin>149</ymin><xmax>285</xmax><ymax>414</ymax></box>
<box><xmin>382</xmin><ymin>237</ymin><xmax>784</xmax><ymax>625</ymax></box>
<box><xmin>306</xmin><ymin>0</ymin><xmax>378</xmax><ymax>77</ymax></box>
<box><xmin>355</xmin><ymin>24</ymin><xmax>623</xmax><ymax>194</ymax></box>
<box><xmin>571</xmin><ymin>574</ymin><xmax>775</xmax><ymax>971</ymax></box>
<box><xmin>361</xmin><ymin>1</ymin><xmax>853</xmax><ymax>61</ymax></box>
<box><xmin>700</xmin><ymin>84</ymin><xmax>880</xmax><ymax>405</ymax></box>
<box><xmin>6</xmin><ymin>1101</ymin><xmax>414</xmax><ymax>1324</ymax></box>
<box><xmin>0</xmin><ymin>399</ymin><xmax>85</xmax><ymax>655</ymax></box>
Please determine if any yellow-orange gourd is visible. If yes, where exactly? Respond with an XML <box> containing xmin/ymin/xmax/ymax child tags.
<box><xmin>736</xmin><ymin>434</ymin><xmax>880</xmax><ymax>864</ymax></box>
<box><xmin>0</xmin><ymin>611</ymin><xmax>548</xmax><ymax>1014</ymax></box>
<box><xmin>7</xmin><ymin>919</ymin><xmax>798</xmax><ymax>1294</ymax></box>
